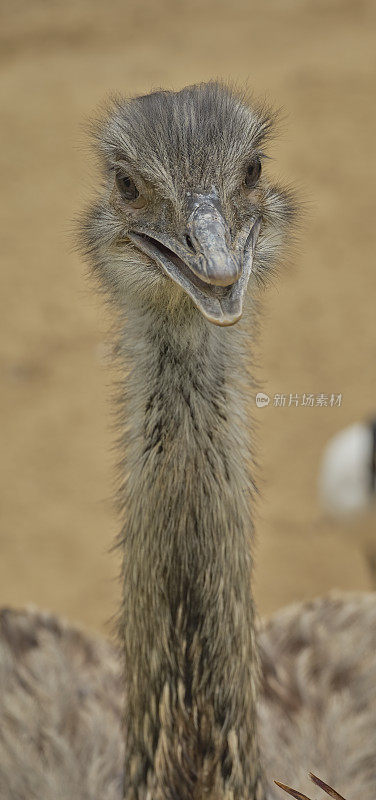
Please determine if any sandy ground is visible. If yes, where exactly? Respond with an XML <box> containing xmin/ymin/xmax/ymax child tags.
<box><xmin>1</xmin><ymin>0</ymin><xmax>375</xmax><ymax>633</ymax></box>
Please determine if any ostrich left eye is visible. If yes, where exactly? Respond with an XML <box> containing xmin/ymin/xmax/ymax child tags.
<box><xmin>116</xmin><ymin>173</ymin><xmax>140</xmax><ymax>203</ymax></box>
<box><xmin>115</xmin><ymin>172</ymin><xmax>146</xmax><ymax>209</ymax></box>
<box><xmin>244</xmin><ymin>157</ymin><xmax>262</xmax><ymax>190</ymax></box>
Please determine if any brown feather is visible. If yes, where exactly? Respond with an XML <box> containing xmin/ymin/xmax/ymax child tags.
<box><xmin>309</xmin><ymin>773</ymin><xmax>347</xmax><ymax>800</ymax></box>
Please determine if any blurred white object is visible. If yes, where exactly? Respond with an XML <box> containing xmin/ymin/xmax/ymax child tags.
<box><xmin>319</xmin><ymin>421</ymin><xmax>376</xmax><ymax>516</ymax></box>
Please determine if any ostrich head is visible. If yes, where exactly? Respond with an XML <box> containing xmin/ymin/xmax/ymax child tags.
<box><xmin>83</xmin><ymin>82</ymin><xmax>295</xmax><ymax>326</ymax></box>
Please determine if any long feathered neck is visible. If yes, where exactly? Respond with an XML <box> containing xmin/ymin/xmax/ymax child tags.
<box><xmin>118</xmin><ymin>300</ymin><xmax>264</xmax><ymax>800</ymax></box>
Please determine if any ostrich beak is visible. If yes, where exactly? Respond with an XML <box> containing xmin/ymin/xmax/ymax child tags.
<box><xmin>184</xmin><ymin>193</ymin><xmax>241</xmax><ymax>287</ymax></box>
<box><xmin>127</xmin><ymin>197</ymin><xmax>261</xmax><ymax>327</ymax></box>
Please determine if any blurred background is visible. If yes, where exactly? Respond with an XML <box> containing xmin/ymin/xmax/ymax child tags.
<box><xmin>1</xmin><ymin>0</ymin><xmax>375</xmax><ymax>633</ymax></box>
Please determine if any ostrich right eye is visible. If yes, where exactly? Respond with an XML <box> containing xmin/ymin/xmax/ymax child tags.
<box><xmin>244</xmin><ymin>157</ymin><xmax>262</xmax><ymax>190</ymax></box>
<box><xmin>115</xmin><ymin>173</ymin><xmax>140</xmax><ymax>203</ymax></box>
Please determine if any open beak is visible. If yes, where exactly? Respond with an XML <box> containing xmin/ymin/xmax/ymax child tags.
<box><xmin>127</xmin><ymin>192</ymin><xmax>261</xmax><ymax>326</ymax></box>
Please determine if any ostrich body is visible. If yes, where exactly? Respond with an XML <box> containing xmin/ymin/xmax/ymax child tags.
<box><xmin>319</xmin><ymin>419</ymin><xmax>376</xmax><ymax>516</ymax></box>
<box><xmin>0</xmin><ymin>84</ymin><xmax>375</xmax><ymax>800</ymax></box>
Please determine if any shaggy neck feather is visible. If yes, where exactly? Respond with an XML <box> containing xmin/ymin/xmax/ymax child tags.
<box><xmin>118</xmin><ymin>301</ymin><xmax>264</xmax><ymax>800</ymax></box>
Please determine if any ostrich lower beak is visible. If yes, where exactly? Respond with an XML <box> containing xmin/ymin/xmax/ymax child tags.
<box><xmin>128</xmin><ymin>201</ymin><xmax>260</xmax><ymax>326</ymax></box>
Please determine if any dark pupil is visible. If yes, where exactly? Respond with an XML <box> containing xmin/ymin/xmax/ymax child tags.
<box><xmin>117</xmin><ymin>173</ymin><xmax>139</xmax><ymax>202</ymax></box>
<box><xmin>246</xmin><ymin>157</ymin><xmax>261</xmax><ymax>188</ymax></box>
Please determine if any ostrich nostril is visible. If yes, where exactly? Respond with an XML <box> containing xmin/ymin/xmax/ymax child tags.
<box><xmin>185</xmin><ymin>234</ymin><xmax>195</xmax><ymax>252</ymax></box>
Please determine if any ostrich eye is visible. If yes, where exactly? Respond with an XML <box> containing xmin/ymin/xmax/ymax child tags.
<box><xmin>115</xmin><ymin>173</ymin><xmax>140</xmax><ymax>203</ymax></box>
<box><xmin>244</xmin><ymin>157</ymin><xmax>262</xmax><ymax>190</ymax></box>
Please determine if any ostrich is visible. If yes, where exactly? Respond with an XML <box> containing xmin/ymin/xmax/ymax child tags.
<box><xmin>319</xmin><ymin>419</ymin><xmax>376</xmax><ymax>516</ymax></box>
<box><xmin>0</xmin><ymin>82</ymin><xmax>375</xmax><ymax>800</ymax></box>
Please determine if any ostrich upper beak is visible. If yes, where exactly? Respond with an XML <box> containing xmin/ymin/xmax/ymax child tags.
<box><xmin>127</xmin><ymin>193</ymin><xmax>261</xmax><ymax>327</ymax></box>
